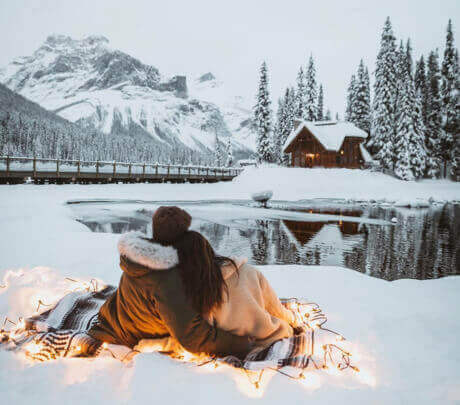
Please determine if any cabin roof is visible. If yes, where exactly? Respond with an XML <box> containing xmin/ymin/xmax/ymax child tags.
<box><xmin>282</xmin><ymin>120</ymin><xmax>368</xmax><ymax>153</ymax></box>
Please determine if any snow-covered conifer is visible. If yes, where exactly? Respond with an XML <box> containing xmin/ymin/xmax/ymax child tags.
<box><xmin>285</xmin><ymin>86</ymin><xmax>297</xmax><ymax>133</ymax></box>
<box><xmin>225</xmin><ymin>136</ymin><xmax>233</xmax><ymax>167</ymax></box>
<box><xmin>295</xmin><ymin>67</ymin><xmax>306</xmax><ymax>119</ymax></box>
<box><xmin>394</xmin><ymin>39</ymin><xmax>427</xmax><ymax>180</ymax></box>
<box><xmin>325</xmin><ymin>109</ymin><xmax>332</xmax><ymax>120</ymax></box>
<box><xmin>415</xmin><ymin>56</ymin><xmax>429</xmax><ymax>126</ymax></box>
<box><xmin>253</xmin><ymin>61</ymin><xmax>273</xmax><ymax>163</ymax></box>
<box><xmin>274</xmin><ymin>97</ymin><xmax>285</xmax><ymax>164</ymax></box>
<box><xmin>346</xmin><ymin>74</ymin><xmax>356</xmax><ymax>122</ymax></box>
<box><xmin>425</xmin><ymin>50</ymin><xmax>443</xmax><ymax>178</ymax></box>
<box><xmin>350</xmin><ymin>60</ymin><xmax>371</xmax><ymax>133</ymax></box>
<box><xmin>440</xmin><ymin>19</ymin><xmax>458</xmax><ymax>177</ymax></box>
<box><xmin>274</xmin><ymin>87</ymin><xmax>297</xmax><ymax>164</ymax></box>
<box><xmin>369</xmin><ymin>17</ymin><xmax>398</xmax><ymax>169</ymax></box>
<box><xmin>317</xmin><ymin>84</ymin><xmax>324</xmax><ymax>121</ymax></box>
<box><xmin>405</xmin><ymin>39</ymin><xmax>413</xmax><ymax>79</ymax></box>
<box><xmin>305</xmin><ymin>55</ymin><xmax>318</xmax><ymax>121</ymax></box>
<box><xmin>214</xmin><ymin>131</ymin><xmax>223</xmax><ymax>167</ymax></box>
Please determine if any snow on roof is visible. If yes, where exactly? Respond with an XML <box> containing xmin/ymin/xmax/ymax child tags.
<box><xmin>282</xmin><ymin>121</ymin><xmax>368</xmax><ymax>153</ymax></box>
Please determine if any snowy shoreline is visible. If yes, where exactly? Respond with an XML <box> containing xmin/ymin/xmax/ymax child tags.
<box><xmin>1</xmin><ymin>167</ymin><xmax>460</xmax><ymax>205</ymax></box>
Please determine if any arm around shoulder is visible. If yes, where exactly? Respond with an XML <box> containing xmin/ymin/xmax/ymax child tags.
<box><xmin>155</xmin><ymin>277</ymin><xmax>253</xmax><ymax>359</ymax></box>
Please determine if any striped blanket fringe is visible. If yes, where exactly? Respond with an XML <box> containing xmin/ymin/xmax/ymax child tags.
<box><xmin>0</xmin><ymin>287</ymin><xmax>357</xmax><ymax>383</ymax></box>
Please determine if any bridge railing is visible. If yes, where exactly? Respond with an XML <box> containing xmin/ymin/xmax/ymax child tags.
<box><xmin>0</xmin><ymin>156</ymin><xmax>243</xmax><ymax>179</ymax></box>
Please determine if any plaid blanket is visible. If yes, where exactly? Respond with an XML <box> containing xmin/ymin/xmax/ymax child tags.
<box><xmin>0</xmin><ymin>287</ymin><xmax>355</xmax><ymax>379</ymax></box>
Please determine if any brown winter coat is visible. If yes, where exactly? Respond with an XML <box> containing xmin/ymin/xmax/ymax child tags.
<box><xmin>88</xmin><ymin>231</ymin><xmax>253</xmax><ymax>359</ymax></box>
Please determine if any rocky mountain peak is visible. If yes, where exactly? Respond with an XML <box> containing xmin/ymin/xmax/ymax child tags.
<box><xmin>198</xmin><ymin>72</ymin><xmax>216</xmax><ymax>82</ymax></box>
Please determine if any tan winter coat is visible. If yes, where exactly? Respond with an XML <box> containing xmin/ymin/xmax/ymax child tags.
<box><xmin>207</xmin><ymin>259</ymin><xmax>295</xmax><ymax>348</ymax></box>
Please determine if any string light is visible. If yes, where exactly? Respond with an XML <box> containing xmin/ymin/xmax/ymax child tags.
<box><xmin>1</xmin><ymin>289</ymin><xmax>364</xmax><ymax>393</ymax></box>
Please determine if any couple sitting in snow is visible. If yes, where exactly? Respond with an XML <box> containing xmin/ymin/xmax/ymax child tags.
<box><xmin>88</xmin><ymin>206</ymin><xmax>296</xmax><ymax>358</ymax></box>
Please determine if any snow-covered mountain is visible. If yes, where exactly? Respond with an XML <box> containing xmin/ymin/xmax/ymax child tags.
<box><xmin>0</xmin><ymin>34</ymin><xmax>255</xmax><ymax>155</ymax></box>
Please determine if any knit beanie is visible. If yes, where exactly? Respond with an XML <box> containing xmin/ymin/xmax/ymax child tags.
<box><xmin>152</xmin><ymin>206</ymin><xmax>192</xmax><ymax>244</ymax></box>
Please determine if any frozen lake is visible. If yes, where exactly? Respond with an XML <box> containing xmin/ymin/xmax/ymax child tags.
<box><xmin>69</xmin><ymin>200</ymin><xmax>459</xmax><ymax>281</ymax></box>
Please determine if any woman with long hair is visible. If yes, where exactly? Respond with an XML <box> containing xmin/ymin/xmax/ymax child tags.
<box><xmin>172</xmin><ymin>229</ymin><xmax>295</xmax><ymax>350</ymax></box>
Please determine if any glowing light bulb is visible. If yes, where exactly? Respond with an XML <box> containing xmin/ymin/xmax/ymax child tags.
<box><xmin>17</xmin><ymin>318</ymin><xmax>25</xmax><ymax>330</ymax></box>
<box><xmin>102</xmin><ymin>342</ymin><xmax>108</xmax><ymax>349</ymax></box>
<box><xmin>26</xmin><ymin>342</ymin><xmax>42</xmax><ymax>355</ymax></box>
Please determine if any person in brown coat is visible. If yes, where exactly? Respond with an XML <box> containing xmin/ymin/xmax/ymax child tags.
<box><xmin>88</xmin><ymin>206</ymin><xmax>254</xmax><ymax>359</ymax></box>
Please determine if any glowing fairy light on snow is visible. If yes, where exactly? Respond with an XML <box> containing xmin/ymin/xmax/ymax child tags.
<box><xmin>0</xmin><ymin>273</ymin><xmax>373</xmax><ymax>396</ymax></box>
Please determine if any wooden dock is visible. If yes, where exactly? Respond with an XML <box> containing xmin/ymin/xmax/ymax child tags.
<box><xmin>0</xmin><ymin>156</ymin><xmax>242</xmax><ymax>184</ymax></box>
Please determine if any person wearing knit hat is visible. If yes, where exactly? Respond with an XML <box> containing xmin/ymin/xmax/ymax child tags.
<box><xmin>152</xmin><ymin>206</ymin><xmax>191</xmax><ymax>244</ymax></box>
<box><xmin>89</xmin><ymin>204</ymin><xmax>254</xmax><ymax>359</ymax></box>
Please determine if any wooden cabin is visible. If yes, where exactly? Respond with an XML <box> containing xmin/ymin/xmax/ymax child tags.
<box><xmin>282</xmin><ymin>121</ymin><xmax>372</xmax><ymax>168</ymax></box>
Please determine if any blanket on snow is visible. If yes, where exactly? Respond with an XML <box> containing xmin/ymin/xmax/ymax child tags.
<box><xmin>0</xmin><ymin>286</ymin><xmax>353</xmax><ymax>377</ymax></box>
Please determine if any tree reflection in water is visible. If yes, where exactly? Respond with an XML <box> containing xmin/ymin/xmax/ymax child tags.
<box><xmin>77</xmin><ymin>203</ymin><xmax>459</xmax><ymax>281</ymax></box>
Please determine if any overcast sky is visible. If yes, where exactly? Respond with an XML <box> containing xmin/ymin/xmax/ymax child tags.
<box><xmin>0</xmin><ymin>0</ymin><xmax>458</xmax><ymax>116</ymax></box>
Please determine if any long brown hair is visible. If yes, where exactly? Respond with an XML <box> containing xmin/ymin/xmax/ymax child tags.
<box><xmin>172</xmin><ymin>230</ymin><xmax>237</xmax><ymax>315</ymax></box>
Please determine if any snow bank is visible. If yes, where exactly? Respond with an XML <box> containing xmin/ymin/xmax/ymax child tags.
<box><xmin>234</xmin><ymin>167</ymin><xmax>460</xmax><ymax>202</ymax></box>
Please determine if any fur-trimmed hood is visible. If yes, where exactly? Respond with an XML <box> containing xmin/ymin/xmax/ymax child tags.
<box><xmin>118</xmin><ymin>231</ymin><xmax>179</xmax><ymax>276</ymax></box>
<box><xmin>118</xmin><ymin>231</ymin><xmax>247</xmax><ymax>279</ymax></box>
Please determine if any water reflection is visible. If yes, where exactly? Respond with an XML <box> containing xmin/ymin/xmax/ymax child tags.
<box><xmin>75</xmin><ymin>203</ymin><xmax>459</xmax><ymax>281</ymax></box>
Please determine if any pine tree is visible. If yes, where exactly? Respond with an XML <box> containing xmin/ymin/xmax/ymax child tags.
<box><xmin>225</xmin><ymin>136</ymin><xmax>233</xmax><ymax>167</ymax></box>
<box><xmin>253</xmin><ymin>61</ymin><xmax>273</xmax><ymax>163</ymax></box>
<box><xmin>295</xmin><ymin>67</ymin><xmax>306</xmax><ymax>119</ymax></box>
<box><xmin>405</xmin><ymin>39</ymin><xmax>413</xmax><ymax>79</ymax></box>
<box><xmin>394</xmin><ymin>39</ymin><xmax>427</xmax><ymax>180</ymax></box>
<box><xmin>274</xmin><ymin>97</ymin><xmax>285</xmax><ymax>164</ymax></box>
<box><xmin>364</xmin><ymin>66</ymin><xmax>371</xmax><ymax>128</ymax></box>
<box><xmin>350</xmin><ymin>60</ymin><xmax>371</xmax><ymax>133</ymax></box>
<box><xmin>452</xmin><ymin>48</ymin><xmax>460</xmax><ymax>179</ymax></box>
<box><xmin>274</xmin><ymin>87</ymin><xmax>297</xmax><ymax>164</ymax></box>
<box><xmin>325</xmin><ymin>109</ymin><xmax>332</xmax><ymax>120</ymax></box>
<box><xmin>440</xmin><ymin>19</ymin><xmax>458</xmax><ymax>177</ymax></box>
<box><xmin>214</xmin><ymin>131</ymin><xmax>223</xmax><ymax>167</ymax></box>
<box><xmin>395</xmin><ymin>40</ymin><xmax>406</xmax><ymax>120</ymax></box>
<box><xmin>346</xmin><ymin>74</ymin><xmax>356</xmax><ymax>121</ymax></box>
<box><xmin>285</xmin><ymin>86</ymin><xmax>297</xmax><ymax>133</ymax></box>
<box><xmin>425</xmin><ymin>50</ymin><xmax>443</xmax><ymax>178</ymax></box>
<box><xmin>369</xmin><ymin>17</ymin><xmax>398</xmax><ymax>169</ymax></box>
<box><xmin>317</xmin><ymin>84</ymin><xmax>324</xmax><ymax>121</ymax></box>
<box><xmin>305</xmin><ymin>55</ymin><xmax>318</xmax><ymax>121</ymax></box>
<box><xmin>414</xmin><ymin>56</ymin><xmax>429</xmax><ymax>126</ymax></box>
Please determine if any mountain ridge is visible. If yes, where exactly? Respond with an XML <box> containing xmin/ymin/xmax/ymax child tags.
<box><xmin>0</xmin><ymin>35</ymin><xmax>255</xmax><ymax>156</ymax></box>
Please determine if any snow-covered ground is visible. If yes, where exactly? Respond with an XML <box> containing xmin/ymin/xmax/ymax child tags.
<box><xmin>1</xmin><ymin>172</ymin><xmax>459</xmax><ymax>403</ymax></box>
